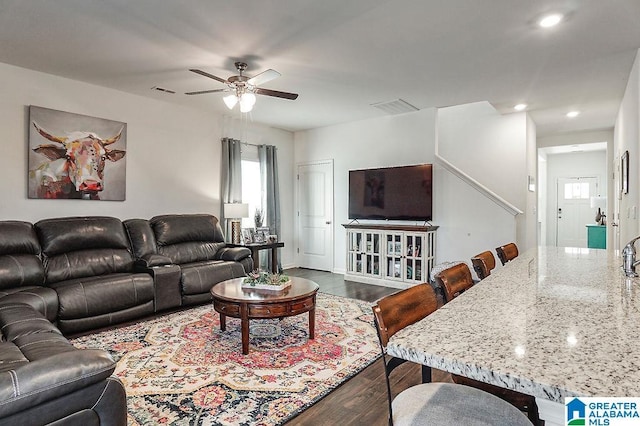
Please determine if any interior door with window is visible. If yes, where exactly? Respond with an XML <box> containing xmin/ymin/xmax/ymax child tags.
<box><xmin>297</xmin><ymin>160</ymin><xmax>334</xmax><ymax>271</ymax></box>
<box><xmin>556</xmin><ymin>177</ymin><xmax>598</xmax><ymax>247</ymax></box>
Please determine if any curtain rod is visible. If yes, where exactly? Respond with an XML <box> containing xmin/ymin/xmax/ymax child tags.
<box><xmin>242</xmin><ymin>141</ymin><xmax>277</xmax><ymax>149</ymax></box>
<box><xmin>221</xmin><ymin>138</ymin><xmax>276</xmax><ymax>149</ymax></box>
<box><xmin>242</xmin><ymin>141</ymin><xmax>261</xmax><ymax>148</ymax></box>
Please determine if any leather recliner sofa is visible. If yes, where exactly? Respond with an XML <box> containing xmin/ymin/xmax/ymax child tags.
<box><xmin>0</xmin><ymin>213</ymin><xmax>253</xmax><ymax>425</ymax></box>
<box><xmin>124</xmin><ymin>214</ymin><xmax>252</xmax><ymax>308</ymax></box>
<box><xmin>34</xmin><ymin>216</ymin><xmax>157</xmax><ymax>335</ymax></box>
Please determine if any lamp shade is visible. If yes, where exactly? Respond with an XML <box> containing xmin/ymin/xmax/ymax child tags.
<box><xmin>590</xmin><ymin>196</ymin><xmax>607</xmax><ymax>209</ymax></box>
<box><xmin>224</xmin><ymin>203</ymin><xmax>249</xmax><ymax>219</ymax></box>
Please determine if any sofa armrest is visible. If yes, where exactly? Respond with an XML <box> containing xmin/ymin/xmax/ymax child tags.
<box><xmin>0</xmin><ymin>349</ymin><xmax>116</xmax><ymax>419</ymax></box>
<box><xmin>135</xmin><ymin>253</ymin><xmax>173</xmax><ymax>268</ymax></box>
<box><xmin>216</xmin><ymin>246</ymin><xmax>252</xmax><ymax>262</ymax></box>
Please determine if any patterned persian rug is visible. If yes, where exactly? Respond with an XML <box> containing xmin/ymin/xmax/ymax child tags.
<box><xmin>71</xmin><ymin>293</ymin><xmax>380</xmax><ymax>425</ymax></box>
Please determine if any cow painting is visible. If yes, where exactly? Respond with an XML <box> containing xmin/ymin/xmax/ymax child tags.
<box><xmin>28</xmin><ymin>107</ymin><xmax>127</xmax><ymax>200</ymax></box>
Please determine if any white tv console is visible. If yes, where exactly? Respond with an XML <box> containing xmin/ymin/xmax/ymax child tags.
<box><xmin>343</xmin><ymin>223</ymin><xmax>438</xmax><ymax>289</ymax></box>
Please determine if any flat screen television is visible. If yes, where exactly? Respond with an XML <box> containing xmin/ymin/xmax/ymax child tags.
<box><xmin>348</xmin><ymin>164</ymin><xmax>433</xmax><ymax>221</ymax></box>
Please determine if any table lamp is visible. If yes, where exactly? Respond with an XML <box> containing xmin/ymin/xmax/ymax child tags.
<box><xmin>224</xmin><ymin>203</ymin><xmax>249</xmax><ymax>244</ymax></box>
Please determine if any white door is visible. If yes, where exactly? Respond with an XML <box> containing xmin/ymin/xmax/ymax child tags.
<box><xmin>297</xmin><ymin>160</ymin><xmax>334</xmax><ymax>271</ymax></box>
<box><xmin>556</xmin><ymin>177</ymin><xmax>598</xmax><ymax>247</ymax></box>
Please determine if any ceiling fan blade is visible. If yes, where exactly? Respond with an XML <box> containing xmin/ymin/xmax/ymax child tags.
<box><xmin>254</xmin><ymin>87</ymin><xmax>298</xmax><ymax>100</ymax></box>
<box><xmin>189</xmin><ymin>68</ymin><xmax>228</xmax><ymax>84</ymax></box>
<box><xmin>185</xmin><ymin>88</ymin><xmax>227</xmax><ymax>95</ymax></box>
<box><xmin>247</xmin><ymin>69</ymin><xmax>281</xmax><ymax>86</ymax></box>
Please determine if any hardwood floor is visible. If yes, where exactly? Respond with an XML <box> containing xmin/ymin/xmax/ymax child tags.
<box><xmin>283</xmin><ymin>268</ymin><xmax>451</xmax><ymax>426</ymax></box>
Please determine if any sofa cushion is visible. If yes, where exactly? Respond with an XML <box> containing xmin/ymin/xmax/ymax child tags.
<box><xmin>0</xmin><ymin>304</ymin><xmax>61</xmax><ymax>342</ymax></box>
<box><xmin>0</xmin><ymin>255</ymin><xmax>45</xmax><ymax>289</ymax></box>
<box><xmin>0</xmin><ymin>222</ymin><xmax>40</xmax><ymax>257</ymax></box>
<box><xmin>180</xmin><ymin>260</ymin><xmax>246</xmax><ymax>296</ymax></box>
<box><xmin>151</xmin><ymin>214</ymin><xmax>227</xmax><ymax>264</ymax></box>
<box><xmin>0</xmin><ymin>342</ymin><xmax>28</xmax><ymax>373</ymax></box>
<box><xmin>151</xmin><ymin>214</ymin><xmax>225</xmax><ymax>246</ymax></box>
<box><xmin>49</xmin><ymin>273</ymin><xmax>154</xmax><ymax>321</ymax></box>
<box><xmin>35</xmin><ymin>217</ymin><xmax>130</xmax><ymax>256</ymax></box>
<box><xmin>0</xmin><ymin>287</ymin><xmax>58</xmax><ymax>322</ymax></box>
<box><xmin>43</xmin><ymin>248</ymin><xmax>134</xmax><ymax>284</ymax></box>
<box><xmin>35</xmin><ymin>217</ymin><xmax>134</xmax><ymax>284</ymax></box>
<box><xmin>159</xmin><ymin>242</ymin><xmax>226</xmax><ymax>265</ymax></box>
<box><xmin>124</xmin><ymin>218</ymin><xmax>158</xmax><ymax>259</ymax></box>
<box><xmin>0</xmin><ymin>349</ymin><xmax>116</xmax><ymax>420</ymax></box>
<box><xmin>0</xmin><ymin>304</ymin><xmax>74</xmax><ymax>371</ymax></box>
<box><xmin>0</xmin><ymin>222</ymin><xmax>45</xmax><ymax>290</ymax></box>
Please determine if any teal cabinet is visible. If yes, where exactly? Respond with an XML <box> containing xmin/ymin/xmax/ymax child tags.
<box><xmin>586</xmin><ymin>225</ymin><xmax>606</xmax><ymax>249</ymax></box>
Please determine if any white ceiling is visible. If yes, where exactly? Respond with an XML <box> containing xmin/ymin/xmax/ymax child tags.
<box><xmin>0</xmin><ymin>0</ymin><xmax>638</xmax><ymax>135</ymax></box>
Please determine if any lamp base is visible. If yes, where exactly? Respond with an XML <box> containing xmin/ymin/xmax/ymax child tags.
<box><xmin>231</xmin><ymin>220</ymin><xmax>242</xmax><ymax>244</ymax></box>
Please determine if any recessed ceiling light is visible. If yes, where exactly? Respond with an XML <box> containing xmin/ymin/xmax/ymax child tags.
<box><xmin>566</xmin><ymin>111</ymin><xmax>580</xmax><ymax>118</ymax></box>
<box><xmin>539</xmin><ymin>13</ymin><xmax>563</xmax><ymax>28</ymax></box>
<box><xmin>514</xmin><ymin>104</ymin><xmax>527</xmax><ymax>111</ymax></box>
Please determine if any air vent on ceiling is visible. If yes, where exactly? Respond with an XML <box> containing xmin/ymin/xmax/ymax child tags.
<box><xmin>371</xmin><ymin>98</ymin><xmax>419</xmax><ymax>115</ymax></box>
<box><xmin>151</xmin><ymin>86</ymin><xmax>176</xmax><ymax>94</ymax></box>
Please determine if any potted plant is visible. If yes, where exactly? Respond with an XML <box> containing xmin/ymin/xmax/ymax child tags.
<box><xmin>242</xmin><ymin>270</ymin><xmax>291</xmax><ymax>290</ymax></box>
<box><xmin>254</xmin><ymin>208</ymin><xmax>264</xmax><ymax>229</ymax></box>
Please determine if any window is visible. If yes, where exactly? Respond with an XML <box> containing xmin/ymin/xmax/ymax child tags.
<box><xmin>563</xmin><ymin>182</ymin><xmax>590</xmax><ymax>200</ymax></box>
<box><xmin>241</xmin><ymin>145</ymin><xmax>262</xmax><ymax>228</ymax></box>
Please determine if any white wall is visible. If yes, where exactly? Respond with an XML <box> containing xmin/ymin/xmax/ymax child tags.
<box><xmin>0</xmin><ymin>62</ymin><xmax>296</xmax><ymax>266</ymax></box>
<box><xmin>294</xmin><ymin>104</ymin><xmax>525</xmax><ymax>275</ymax></box>
<box><xmin>544</xmin><ymin>151</ymin><xmax>608</xmax><ymax>245</ymax></box>
<box><xmin>614</xmin><ymin>49</ymin><xmax>640</xmax><ymax>248</ymax></box>
<box><xmin>538</xmin><ymin>129</ymin><xmax>613</xmax><ymax>148</ymax></box>
<box><xmin>438</xmin><ymin>102</ymin><xmax>528</xmax><ymax>212</ymax></box>
<box><xmin>294</xmin><ymin>109</ymin><xmax>434</xmax><ymax>273</ymax></box>
<box><xmin>526</xmin><ymin>114</ymin><xmax>538</xmax><ymax>250</ymax></box>
<box><xmin>437</xmin><ymin>102</ymin><xmax>532</xmax><ymax>251</ymax></box>
<box><xmin>538</xmin><ymin>152</ymin><xmax>548</xmax><ymax>245</ymax></box>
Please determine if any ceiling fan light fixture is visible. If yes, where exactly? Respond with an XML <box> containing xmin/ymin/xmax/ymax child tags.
<box><xmin>223</xmin><ymin>94</ymin><xmax>238</xmax><ymax>110</ymax></box>
<box><xmin>239</xmin><ymin>92</ymin><xmax>256</xmax><ymax>113</ymax></box>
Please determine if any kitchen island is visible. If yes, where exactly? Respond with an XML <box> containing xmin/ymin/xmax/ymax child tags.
<box><xmin>387</xmin><ymin>246</ymin><xmax>640</xmax><ymax>426</ymax></box>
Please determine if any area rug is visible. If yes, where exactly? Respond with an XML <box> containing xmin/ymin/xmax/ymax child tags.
<box><xmin>71</xmin><ymin>293</ymin><xmax>380</xmax><ymax>425</ymax></box>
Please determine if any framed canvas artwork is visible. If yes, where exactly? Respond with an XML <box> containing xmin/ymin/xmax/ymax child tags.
<box><xmin>28</xmin><ymin>106</ymin><xmax>127</xmax><ymax>200</ymax></box>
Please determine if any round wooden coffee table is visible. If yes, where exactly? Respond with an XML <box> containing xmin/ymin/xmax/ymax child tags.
<box><xmin>210</xmin><ymin>276</ymin><xmax>319</xmax><ymax>354</ymax></box>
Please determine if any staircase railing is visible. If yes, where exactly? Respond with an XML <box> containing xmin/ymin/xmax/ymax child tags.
<box><xmin>435</xmin><ymin>153</ymin><xmax>523</xmax><ymax>216</ymax></box>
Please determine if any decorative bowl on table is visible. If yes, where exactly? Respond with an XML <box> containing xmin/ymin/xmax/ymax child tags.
<box><xmin>242</xmin><ymin>270</ymin><xmax>291</xmax><ymax>290</ymax></box>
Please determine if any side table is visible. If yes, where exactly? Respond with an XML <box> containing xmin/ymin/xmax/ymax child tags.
<box><xmin>228</xmin><ymin>241</ymin><xmax>284</xmax><ymax>272</ymax></box>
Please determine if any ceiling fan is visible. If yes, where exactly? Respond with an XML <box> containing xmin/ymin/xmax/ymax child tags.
<box><xmin>185</xmin><ymin>62</ymin><xmax>298</xmax><ymax>112</ymax></box>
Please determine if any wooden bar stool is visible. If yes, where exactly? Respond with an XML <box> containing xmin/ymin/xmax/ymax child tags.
<box><xmin>372</xmin><ymin>283</ymin><xmax>532</xmax><ymax>426</ymax></box>
<box><xmin>434</xmin><ymin>263</ymin><xmax>474</xmax><ymax>302</ymax></box>
<box><xmin>496</xmin><ymin>242</ymin><xmax>519</xmax><ymax>265</ymax></box>
<box><xmin>471</xmin><ymin>250</ymin><xmax>496</xmax><ymax>280</ymax></box>
<box><xmin>433</xmin><ymin>263</ymin><xmax>540</xmax><ymax>425</ymax></box>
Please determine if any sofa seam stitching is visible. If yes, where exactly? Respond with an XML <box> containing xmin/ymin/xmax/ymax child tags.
<box><xmin>91</xmin><ymin>378</ymin><xmax>111</xmax><ymax>410</ymax></box>
<box><xmin>0</xmin><ymin>366</ymin><xmax>114</xmax><ymax>405</ymax></box>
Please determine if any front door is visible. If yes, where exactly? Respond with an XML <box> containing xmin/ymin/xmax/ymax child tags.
<box><xmin>556</xmin><ymin>177</ymin><xmax>598</xmax><ymax>247</ymax></box>
<box><xmin>297</xmin><ymin>160</ymin><xmax>334</xmax><ymax>271</ymax></box>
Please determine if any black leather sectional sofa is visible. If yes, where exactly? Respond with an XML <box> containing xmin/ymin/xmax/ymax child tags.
<box><xmin>0</xmin><ymin>213</ymin><xmax>252</xmax><ymax>425</ymax></box>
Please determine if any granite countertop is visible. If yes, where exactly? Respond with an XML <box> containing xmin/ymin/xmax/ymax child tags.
<box><xmin>386</xmin><ymin>246</ymin><xmax>640</xmax><ymax>402</ymax></box>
